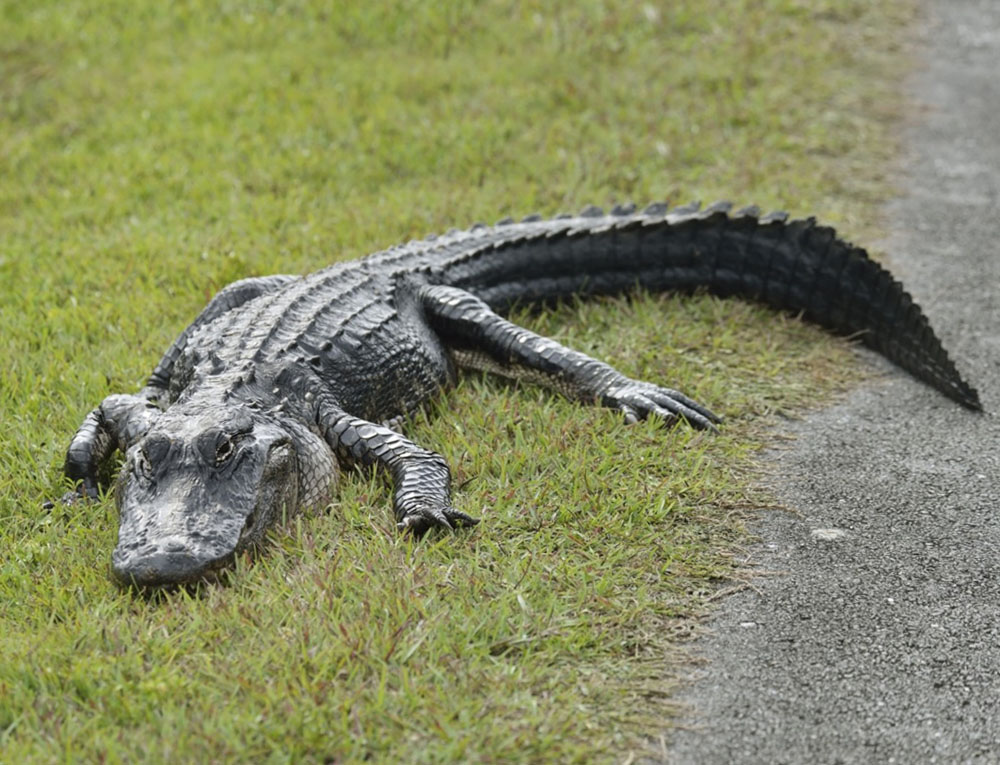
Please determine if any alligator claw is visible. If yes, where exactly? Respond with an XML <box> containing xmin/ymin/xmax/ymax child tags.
<box><xmin>397</xmin><ymin>505</ymin><xmax>479</xmax><ymax>536</ymax></box>
<box><xmin>619</xmin><ymin>405</ymin><xmax>640</xmax><ymax>425</ymax></box>
<box><xmin>603</xmin><ymin>379</ymin><xmax>721</xmax><ymax>432</ymax></box>
<box><xmin>45</xmin><ymin>483</ymin><xmax>99</xmax><ymax>510</ymax></box>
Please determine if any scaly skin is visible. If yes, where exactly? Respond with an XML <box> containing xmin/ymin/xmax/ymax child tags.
<box><xmin>59</xmin><ymin>202</ymin><xmax>981</xmax><ymax>588</ymax></box>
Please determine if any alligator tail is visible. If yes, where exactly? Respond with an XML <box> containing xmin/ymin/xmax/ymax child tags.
<box><xmin>439</xmin><ymin>202</ymin><xmax>980</xmax><ymax>411</ymax></box>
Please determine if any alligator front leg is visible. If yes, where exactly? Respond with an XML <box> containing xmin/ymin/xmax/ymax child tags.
<box><xmin>420</xmin><ymin>284</ymin><xmax>721</xmax><ymax>431</ymax></box>
<box><xmin>317</xmin><ymin>403</ymin><xmax>478</xmax><ymax>534</ymax></box>
<box><xmin>62</xmin><ymin>389</ymin><xmax>165</xmax><ymax>500</ymax></box>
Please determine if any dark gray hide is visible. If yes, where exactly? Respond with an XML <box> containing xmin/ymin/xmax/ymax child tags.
<box><xmin>59</xmin><ymin>203</ymin><xmax>980</xmax><ymax>588</ymax></box>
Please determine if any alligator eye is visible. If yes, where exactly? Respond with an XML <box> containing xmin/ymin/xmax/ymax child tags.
<box><xmin>215</xmin><ymin>438</ymin><xmax>235</xmax><ymax>466</ymax></box>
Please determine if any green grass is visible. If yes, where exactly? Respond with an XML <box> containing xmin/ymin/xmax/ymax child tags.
<box><xmin>1</xmin><ymin>0</ymin><xmax>914</xmax><ymax>760</ymax></box>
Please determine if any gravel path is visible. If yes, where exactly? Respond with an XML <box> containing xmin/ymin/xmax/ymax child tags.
<box><xmin>659</xmin><ymin>1</ymin><xmax>1000</xmax><ymax>762</ymax></box>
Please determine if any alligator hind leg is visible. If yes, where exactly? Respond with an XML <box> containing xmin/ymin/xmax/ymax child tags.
<box><xmin>316</xmin><ymin>401</ymin><xmax>478</xmax><ymax>534</ymax></box>
<box><xmin>420</xmin><ymin>284</ymin><xmax>721</xmax><ymax>431</ymax></box>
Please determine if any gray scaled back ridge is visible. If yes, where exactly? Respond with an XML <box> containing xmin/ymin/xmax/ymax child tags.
<box><xmin>58</xmin><ymin>202</ymin><xmax>982</xmax><ymax>588</ymax></box>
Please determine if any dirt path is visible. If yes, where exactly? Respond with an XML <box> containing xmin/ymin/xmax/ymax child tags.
<box><xmin>659</xmin><ymin>1</ymin><xmax>1000</xmax><ymax>761</ymax></box>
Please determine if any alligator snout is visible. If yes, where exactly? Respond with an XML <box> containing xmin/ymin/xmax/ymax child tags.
<box><xmin>112</xmin><ymin>536</ymin><xmax>231</xmax><ymax>587</ymax></box>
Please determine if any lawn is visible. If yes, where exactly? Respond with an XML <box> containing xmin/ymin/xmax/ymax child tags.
<box><xmin>1</xmin><ymin>0</ymin><xmax>913</xmax><ymax>761</ymax></box>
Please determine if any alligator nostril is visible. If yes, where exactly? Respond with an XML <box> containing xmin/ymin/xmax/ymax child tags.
<box><xmin>162</xmin><ymin>537</ymin><xmax>188</xmax><ymax>553</ymax></box>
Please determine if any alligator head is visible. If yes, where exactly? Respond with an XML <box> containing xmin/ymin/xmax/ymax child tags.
<box><xmin>111</xmin><ymin>403</ymin><xmax>335</xmax><ymax>588</ymax></box>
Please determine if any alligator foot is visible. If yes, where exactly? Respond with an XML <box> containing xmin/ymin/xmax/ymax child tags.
<box><xmin>43</xmin><ymin>481</ymin><xmax>100</xmax><ymax>509</ymax></box>
<box><xmin>601</xmin><ymin>378</ymin><xmax>721</xmax><ymax>432</ymax></box>
<box><xmin>396</xmin><ymin>502</ymin><xmax>480</xmax><ymax>535</ymax></box>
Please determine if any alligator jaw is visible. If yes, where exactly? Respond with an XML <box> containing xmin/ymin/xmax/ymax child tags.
<box><xmin>111</xmin><ymin>537</ymin><xmax>236</xmax><ymax>588</ymax></box>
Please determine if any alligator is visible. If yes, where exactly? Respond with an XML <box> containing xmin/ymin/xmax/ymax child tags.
<box><xmin>59</xmin><ymin>201</ymin><xmax>981</xmax><ymax>588</ymax></box>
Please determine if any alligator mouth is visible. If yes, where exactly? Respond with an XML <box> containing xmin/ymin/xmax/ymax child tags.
<box><xmin>124</xmin><ymin>567</ymin><xmax>237</xmax><ymax>599</ymax></box>
<box><xmin>111</xmin><ymin>539</ymin><xmax>240</xmax><ymax>591</ymax></box>
<box><xmin>237</xmin><ymin>503</ymin><xmax>263</xmax><ymax>548</ymax></box>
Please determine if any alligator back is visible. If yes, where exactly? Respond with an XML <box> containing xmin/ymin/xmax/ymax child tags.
<box><xmin>373</xmin><ymin>202</ymin><xmax>979</xmax><ymax>410</ymax></box>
